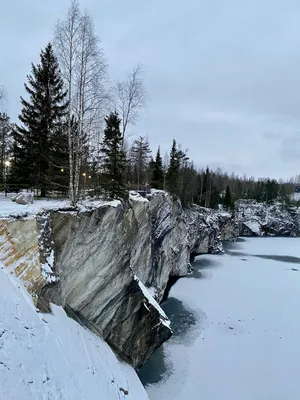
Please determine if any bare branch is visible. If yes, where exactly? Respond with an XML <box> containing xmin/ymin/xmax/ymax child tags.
<box><xmin>114</xmin><ymin>65</ymin><xmax>147</xmax><ymax>143</ymax></box>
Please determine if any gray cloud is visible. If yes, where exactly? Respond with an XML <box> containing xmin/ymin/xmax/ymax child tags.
<box><xmin>1</xmin><ymin>0</ymin><xmax>300</xmax><ymax>179</ymax></box>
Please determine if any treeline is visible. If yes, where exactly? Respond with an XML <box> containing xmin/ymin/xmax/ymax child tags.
<box><xmin>0</xmin><ymin>0</ymin><xmax>296</xmax><ymax>208</ymax></box>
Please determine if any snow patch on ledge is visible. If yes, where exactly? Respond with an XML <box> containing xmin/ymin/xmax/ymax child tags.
<box><xmin>78</xmin><ymin>198</ymin><xmax>121</xmax><ymax>211</ymax></box>
<box><xmin>134</xmin><ymin>275</ymin><xmax>171</xmax><ymax>329</ymax></box>
<box><xmin>129</xmin><ymin>191</ymin><xmax>149</xmax><ymax>203</ymax></box>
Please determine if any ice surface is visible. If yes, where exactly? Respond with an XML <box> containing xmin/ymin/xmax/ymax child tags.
<box><xmin>0</xmin><ymin>265</ymin><xmax>149</xmax><ymax>400</ymax></box>
<box><xmin>147</xmin><ymin>237</ymin><xmax>300</xmax><ymax>400</ymax></box>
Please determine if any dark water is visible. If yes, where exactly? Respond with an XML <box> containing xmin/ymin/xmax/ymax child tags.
<box><xmin>224</xmin><ymin>238</ymin><xmax>300</xmax><ymax>266</ymax></box>
<box><xmin>139</xmin><ymin>239</ymin><xmax>299</xmax><ymax>386</ymax></box>
<box><xmin>138</xmin><ymin>297</ymin><xmax>199</xmax><ymax>386</ymax></box>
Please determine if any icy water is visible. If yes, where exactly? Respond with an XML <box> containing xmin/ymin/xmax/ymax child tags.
<box><xmin>141</xmin><ymin>237</ymin><xmax>300</xmax><ymax>400</ymax></box>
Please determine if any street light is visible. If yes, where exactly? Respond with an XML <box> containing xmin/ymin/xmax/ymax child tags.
<box><xmin>82</xmin><ymin>173</ymin><xmax>87</xmax><ymax>192</ymax></box>
<box><xmin>4</xmin><ymin>160</ymin><xmax>10</xmax><ymax>197</ymax></box>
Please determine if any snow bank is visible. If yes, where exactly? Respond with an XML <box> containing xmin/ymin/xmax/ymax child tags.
<box><xmin>0</xmin><ymin>266</ymin><xmax>149</xmax><ymax>400</ymax></box>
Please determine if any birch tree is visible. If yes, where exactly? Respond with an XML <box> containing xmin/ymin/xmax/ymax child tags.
<box><xmin>0</xmin><ymin>113</ymin><xmax>12</xmax><ymax>186</ymax></box>
<box><xmin>115</xmin><ymin>65</ymin><xmax>147</xmax><ymax>145</ymax></box>
<box><xmin>0</xmin><ymin>86</ymin><xmax>6</xmax><ymax>112</ymax></box>
<box><xmin>54</xmin><ymin>0</ymin><xmax>108</xmax><ymax>205</ymax></box>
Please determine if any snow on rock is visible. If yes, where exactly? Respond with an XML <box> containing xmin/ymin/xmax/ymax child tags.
<box><xmin>134</xmin><ymin>276</ymin><xmax>171</xmax><ymax>329</ymax></box>
<box><xmin>129</xmin><ymin>191</ymin><xmax>149</xmax><ymax>203</ymax></box>
<box><xmin>37</xmin><ymin>214</ymin><xmax>57</xmax><ymax>284</ymax></box>
<box><xmin>0</xmin><ymin>194</ymin><xmax>122</xmax><ymax>219</ymax></box>
<box><xmin>236</xmin><ymin>200</ymin><xmax>300</xmax><ymax>236</ymax></box>
<box><xmin>0</xmin><ymin>266</ymin><xmax>149</xmax><ymax>400</ymax></box>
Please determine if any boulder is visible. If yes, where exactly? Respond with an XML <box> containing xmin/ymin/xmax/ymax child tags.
<box><xmin>14</xmin><ymin>192</ymin><xmax>34</xmax><ymax>205</ymax></box>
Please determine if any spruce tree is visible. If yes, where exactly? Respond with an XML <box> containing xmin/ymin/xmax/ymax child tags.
<box><xmin>100</xmin><ymin>112</ymin><xmax>126</xmax><ymax>198</ymax></box>
<box><xmin>152</xmin><ymin>147</ymin><xmax>164</xmax><ymax>189</ymax></box>
<box><xmin>13</xmin><ymin>43</ymin><xmax>68</xmax><ymax>196</ymax></box>
<box><xmin>224</xmin><ymin>185</ymin><xmax>233</xmax><ymax>210</ymax></box>
<box><xmin>166</xmin><ymin>139</ymin><xmax>180</xmax><ymax>196</ymax></box>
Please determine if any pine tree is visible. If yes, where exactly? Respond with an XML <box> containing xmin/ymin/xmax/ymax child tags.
<box><xmin>166</xmin><ymin>139</ymin><xmax>180</xmax><ymax>196</ymax></box>
<box><xmin>152</xmin><ymin>147</ymin><xmax>164</xmax><ymax>189</ymax></box>
<box><xmin>100</xmin><ymin>112</ymin><xmax>126</xmax><ymax>198</ymax></box>
<box><xmin>223</xmin><ymin>185</ymin><xmax>233</xmax><ymax>209</ymax></box>
<box><xmin>13</xmin><ymin>43</ymin><xmax>68</xmax><ymax>196</ymax></box>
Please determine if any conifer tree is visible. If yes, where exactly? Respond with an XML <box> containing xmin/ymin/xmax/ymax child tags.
<box><xmin>223</xmin><ymin>185</ymin><xmax>233</xmax><ymax>209</ymax></box>
<box><xmin>13</xmin><ymin>43</ymin><xmax>68</xmax><ymax>196</ymax></box>
<box><xmin>166</xmin><ymin>139</ymin><xmax>180</xmax><ymax>196</ymax></box>
<box><xmin>151</xmin><ymin>147</ymin><xmax>164</xmax><ymax>189</ymax></box>
<box><xmin>100</xmin><ymin>112</ymin><xmax>126</xmax><ymax>198</ymax></box>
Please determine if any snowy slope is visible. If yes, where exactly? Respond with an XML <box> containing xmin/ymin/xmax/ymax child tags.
<box><xmin>0</xmin><ymin>265</ymin><xmax>149</xmax><ymax>400</ymax></box>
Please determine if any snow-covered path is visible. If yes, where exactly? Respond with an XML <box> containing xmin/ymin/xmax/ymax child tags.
<box><xmin>0</xmin><ymin>265</ymin><xmax>148</xmax><ymax>400</ymax></box>
<box><xmin>147</xmin><ymin>237</ymin><xmax>300</xmax><ymax>400</ymax></box>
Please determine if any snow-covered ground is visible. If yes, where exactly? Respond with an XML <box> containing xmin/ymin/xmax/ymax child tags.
<box><xmin>0</xmin><ymin>194</ymin><xmax>70</xmax><ymax>218</ymax></box>
<box><xmin>146</xmin><ymin>237</ymin><xmax>300</xmax><ymax>400</ymax></box>
<box><xmin>0</xmin><ymin>265</ymin><xmax>148</xmax><ymax>400</ymax></box>
<box><xmin>0</xmin><ymin>194</ymin><xmax>121</xmax><ymax>218</ymax></box>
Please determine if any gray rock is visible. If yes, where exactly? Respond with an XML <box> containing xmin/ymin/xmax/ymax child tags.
<box><xmin>41</xmin><ymin>204</ymin><xmax>171</xmax><ymax>369</ymax></box>
<box><xmin>235</xmin><ymin>200</ymin><xmax>300</xmax><ymax>236</ymax></box>
<box><xmin>14</xmin><ymin>192</ymin><xmax>34</xmax><ymax>205</ymax></box>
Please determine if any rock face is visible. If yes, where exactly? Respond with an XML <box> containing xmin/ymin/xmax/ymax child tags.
<box><xmin>236</xmin><ymin>200</ymin><xmax>300</xmax><ymax>237</ymax></box>
<box><xmin>0</xmin><ymin>192</ymin><xmax>238</xmax><ymax>369</ymax></box>
<box><xmin>40</xmin><ymin>192</ymin><xmax>238</xmax><ymax>368</ymax></box>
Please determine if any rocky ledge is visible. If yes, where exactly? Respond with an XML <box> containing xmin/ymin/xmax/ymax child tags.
<box><xmin>236</xmin><ymin>200</ymin><xmax>300</xmax><ymax>237</ymax></box>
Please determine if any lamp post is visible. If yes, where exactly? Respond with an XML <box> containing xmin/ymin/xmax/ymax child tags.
<box><xmin>4</xmin><ymin>160</ymin><xmax>10</xmax><ymax>197</ymax></box>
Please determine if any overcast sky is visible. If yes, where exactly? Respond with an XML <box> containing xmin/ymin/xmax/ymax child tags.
<box><xmin>1</xmin><ymin>0</ymin><xmax>300</xmax><ymax>179</ymax></box>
